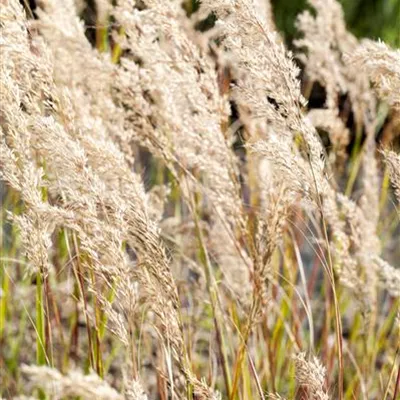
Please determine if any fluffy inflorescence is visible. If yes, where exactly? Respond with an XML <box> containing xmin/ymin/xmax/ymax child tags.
<box><xmin>1</xmin><ymin>0</ymin><xmax>400</xmax><ymax>399</ymax></box>
<box><xmin>293</xmin><ymin>353</ymin><xmax>329</xmax><ymax>400</ymax></box>
<box><xmin>1</xmin><ymin>1</ymin><xmax>217</xmax><ymax>397</ymax></box>
<box><xmin>21</xmin><ymin>365</ymin><xmax>123</xmax><ymax>400</ymax></box>
<box><xmin>347</xmin><ymin>40</ymin><xmax>400</xmax><ymax>110</ymax></box>
<box><xmin>383</xmin><ymin>150</ymin><xmax>400</xmax><ymax>205</ymax></box>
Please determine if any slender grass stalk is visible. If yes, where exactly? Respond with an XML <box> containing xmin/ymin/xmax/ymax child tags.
<box><xmin>191</xmin><ymin>186</ymin><xmax>232</xmax><ymax>397</ymax></box>
<box><xmin>112</xmin><ymin>27</ymin><xmax>125</xmax><ymax>64</ymax></box>
<box><xmin>0</xmin><ymin>262</ymin><xmax>9</xmax><ymax>341</ymax></box>
<box><xmin>71</xmin><ymin>234</ymin><xmax>95</xmax><ymax>370</ymax></box>
<box><xmin>89</xmin><ymin>270</ymin><xmax>104</xmax><ymax>377</ymax></box>
<box><xmin>35</xmin><ymin>271</ymin><xmax>47</xmax><ymax>400</ymax></box>
<box><xmin>383</xmin><ymin>347</ymin><xmax>399</xmax><ymax>400</ymax></box>
<box><xmin>308</xmin><ymin>157</ymin><xmax>344</xmax><ymax>400</ymax></box>
<box><xmin>379</xmin><ymin>166</ymin><xmax>391</xmax><ymax>212</ymax></box>
<box><xmin>35</xmin><ymin>272</ymin><xmax>46</xmax><ymax>366</ymax></box>
<box><xmin>393</xmin><ymin>356</ymin><xmax>400</xmax><ymax>400</ymax></box>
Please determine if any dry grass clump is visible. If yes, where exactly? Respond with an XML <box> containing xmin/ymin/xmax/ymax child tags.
<box><xmin>0</xmin><ymin>0</ymin><xmax>399</xmax><ymax>399</ymax></box>
<box><xmin>20</xmin><ymin>365</ymin><xmax>123</xmax><ymax>400</ymax></box>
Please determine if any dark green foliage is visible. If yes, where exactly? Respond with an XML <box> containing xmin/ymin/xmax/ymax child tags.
<box><xmin>272</xmin><ymin>0</ymin><xmax>400</xmax><ymax>46</ymax></box>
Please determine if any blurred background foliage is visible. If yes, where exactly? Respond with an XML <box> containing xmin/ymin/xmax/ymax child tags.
<box><xmin>272</xmin><ymin>0</ymin><xmax>400</xmax><ymax>47</ymax></box>
<box><xmin>188</xmin><ymin>0</ymin><xmax>400</xmax><ymax>47</ymax></box>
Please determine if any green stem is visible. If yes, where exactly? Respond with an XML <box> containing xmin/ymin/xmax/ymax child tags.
<box><xmin>36</xmin><ymin>272</ymin><xmax>46</xmax><ymax>366</ymax></box>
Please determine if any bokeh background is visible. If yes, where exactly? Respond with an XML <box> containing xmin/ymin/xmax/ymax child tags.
<box><xmin>272</xmin><ymin>0</ymin><xmax>400</xmax><ymax>47</ymax></box>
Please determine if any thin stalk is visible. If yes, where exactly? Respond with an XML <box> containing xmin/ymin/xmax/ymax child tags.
<box><xmin>317</xmin><ymin>197</ymin><xmax>344</xmax><ymax>400</ymax></box>
<box><xmin>393</xmin><ymin>357</ymin><xmax>400</xmax><ymax>400</ymax></box>
<box><xmin>71</xmin><ymin>234</ymin><xmax>95</xmax><ymax>369</ymax></box>
<box><xmin>36</xmin><ymin>272</ymin><xmax>46</xmax><ymax>366</ymax></box>
<box><xmin>379</xmin><ymin>166</ymin><xmax>390</xmax><ymax>213</ymax></box>
<box><xmin>191</xmin><ymin>191</ymin><xmax>232</xmax><ymax>397</ymax></box>
<box><xmin>307</xmin><ymin>154</ymin><xmax>344</xmax><ymax>400</ymax></box>
<box><xmin>229</xmin><ymin>304</ymin><xmax>257</xmax><ymax>400</ymax></box>
<box><xmin>43</xmin><ymin>274</ymin><xmax>53</xmax><ymax>366</ymax></box>
<box><xmin>0</xmin><ymin>263</ymin><xmax>9</xmax><ymax>340</ymax></box>
<box><xmin>247</xmin><ymin>351</ymin><xmax>265</xmax><ymax>400</ymax></box>
<box><xmin>112</xmin><ymin>27</ymin><xmax>125</xmax><ymax>64</ymax></box>
<box><xmin>229</xmin><ymin>228</ymin><xmax>264</xmax><ymax>398</ymax></box>
<box><xmin>95</xmin><ymin>12</ymin><xmax>109</xmax><ymax>53</ymax></box>
<box><xmin>383</xmin><ymin>347</ymin><xmax>399</xmax><ymax>400</ymax></box>
<box><xmin>89</xmin><ymin>270</ymin><xmax>104</xmax><ymax>377</ymax></box>
<box><xmin>36</xmin><ymin>271</ymin><xmax>47</xmax><ymax>400</ymax></box>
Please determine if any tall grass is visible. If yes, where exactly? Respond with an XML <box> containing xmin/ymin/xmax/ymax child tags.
<box><xmin>1</xmin><ymin>0</ymin><xmax>399</xmax><ymax>399</ymax></box>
